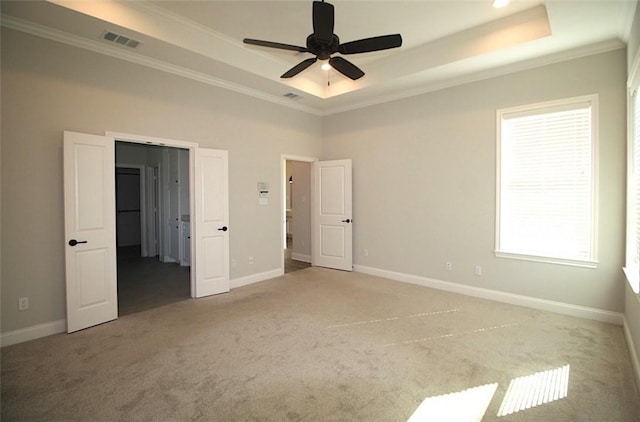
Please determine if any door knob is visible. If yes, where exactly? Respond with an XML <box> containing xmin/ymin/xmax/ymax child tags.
<box><xmin>218</xmin><ymin>226</ymin><xmax>228</xmax><ymax>231</ymax></box>
<box><xmin>341</xmin><ymin>219</ymin><xmax>351</xmax><ymax>223</ymax></box>
<box><xmin>68</xmin><ymin>239</ymin><xmax>88</xmax><ymax>246</ymax></box>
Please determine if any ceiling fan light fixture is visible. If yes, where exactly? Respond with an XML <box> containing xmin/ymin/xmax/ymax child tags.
<box><xmin>492</xmin><ymin>0</ymin><xmax>509</xmax><ymax>8</ymax></box>
<box><xmin>321</xmin><ymin>61</ymin><xmax>331</xmax><ymax>71</ymax></box>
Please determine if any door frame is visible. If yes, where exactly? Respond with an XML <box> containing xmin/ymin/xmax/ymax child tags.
<box><xmin>108</xmin><ymin>131</ymin><xmax>198</xmax><ymax>295</ymax></box>
<box><xmin>115</xmin><ymin>163</ymin><xmax>147</xmax><ymax>256</ymax></box>
<box><xmin>145</xmin><ymin>164</ymin><xmax>160</xmax><ymax>257</ymax></box>
<box><xmin>281</xmin><ymin>154</ymin><xmax>317</xmax><ymax>273</ymax></box>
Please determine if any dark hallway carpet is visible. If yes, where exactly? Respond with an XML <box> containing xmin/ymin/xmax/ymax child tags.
<box><xmin>117</xmin><ymin>255</ymin><xmax>190</xmax><ymax>316</ymax></box>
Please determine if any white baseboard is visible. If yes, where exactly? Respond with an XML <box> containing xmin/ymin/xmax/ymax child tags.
<box><xmin>1</xmin><ymin>319</ymin><xmax>66</xmax><ymax>348</ymax></box>
<box><xmin>291</xmin><ymin>253</ymin><xmax>312</xmax><ymax>263</ymax></box>
<box><xmin>3</xmin><ymin>267</ymin><xmax>624</xmax><ymax>349</ymax></box>
<box><xmin>230</xmin><ymin>268</ymin><xmax>283</xmax><ymax>289</ymax></box>
<box><xmin>0</xmin><ymin>268</ymin><xmax>283</xmax><ymax>347</ymax></box>
<box><xmin>354</xmin><ymin>265</ymin><xmax>624</xmax><ymax>325</ymax></box>
<box><xmin>623</xmin><ymin>316</ymin><xmax>640</xmax><ymax>391</ymax></box>
<box><xmin>1</xmin><ymin>268</ymin><xmax>284</xmax><ymax>347</ymax></box>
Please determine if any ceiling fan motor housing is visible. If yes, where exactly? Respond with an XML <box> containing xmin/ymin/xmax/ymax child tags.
<box><xmin>306</xmin><ymin>34</ymin><xmax>340</xmax><ymax>60</ymax></box>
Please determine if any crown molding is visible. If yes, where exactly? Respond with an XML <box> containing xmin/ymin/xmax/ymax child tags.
<box><xmin>128</xmin><ymin>1</ymin><xmax>294</xmax><ymax>69</ymax></box>
<box><xmin>323</xmin><ymin>39</ymin><xmax>626</xmax><ymax>116</ymax></box>
<box><xmin>0</xmin><ymin>14</ymin><xmax>323</xmax><ymax>116</ymax></box>
<box><xmin>1</xmin><ymin>12</ymin><xmax>628</xmax><ymax>118</ymax></box>
<box><xmin>630</xmin><ymin>44</ymin><xmax>640</xmax><ymax>90</ymax></box>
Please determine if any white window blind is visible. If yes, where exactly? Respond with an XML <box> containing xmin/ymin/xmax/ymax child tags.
<box><xmin>628</xmin><ymin>88</ymin><xmax>640</xmax><ymax>290</ymax></box>
<box><xmin>497</xmin><ymin>97</ymin><xmax>597</xmax><ymax>266</ymax></box>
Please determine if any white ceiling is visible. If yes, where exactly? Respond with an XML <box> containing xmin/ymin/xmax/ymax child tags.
<box><xmin>1</xmin><ymin>0</ymin><xmax>637</xmax><ymax>115</ymax></box>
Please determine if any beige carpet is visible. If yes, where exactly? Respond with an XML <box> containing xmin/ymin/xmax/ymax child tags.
<box><xmin>2</xmin><ymin>267</ymin><xmax>638</xmax><ymax>421</ymax></box>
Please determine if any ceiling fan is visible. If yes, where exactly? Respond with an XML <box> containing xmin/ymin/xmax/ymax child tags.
<box><xmin>243</xmin><ymin>0</ymin><xmax>402</xmax><ymax>80</ymax></box>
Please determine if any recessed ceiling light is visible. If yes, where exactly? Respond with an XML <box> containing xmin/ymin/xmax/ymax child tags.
<box><xmin>493</xmin><ymin>0</ymin><xmax>509</xmax><ymax>8</ymax></box>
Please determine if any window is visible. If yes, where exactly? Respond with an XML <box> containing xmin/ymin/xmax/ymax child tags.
<box><xmin>625</xmin><ymin>60</ymin><xmax>640</xmax><ymax>294</ymax></box>
<box><xmin>496</xmin><ymin>95</ymin><xmax>598</xmax><ymax>267</ymax></box>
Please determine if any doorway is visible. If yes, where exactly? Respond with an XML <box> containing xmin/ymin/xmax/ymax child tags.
<box><xmin>115</xmin><ymin>166</ymin><xmax>142</xmax><ymax>256</ymax></box>
<box><xmin>283</xmin><ymin>157</ymin><xmax>313</xmax><ymax>273</ymax></box>
<box><xmin>115</xmin><ymin>142</ymin><xmax>191</xmax><ymax>315</ymax></box>
<box><xmin>64</xmin><ymin>131</ymin><xmax>231</xmax><ymax>332</ymax></box>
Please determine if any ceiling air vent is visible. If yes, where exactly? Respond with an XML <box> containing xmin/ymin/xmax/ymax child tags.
<box><xmin>102</xmin><ymin>31</ymin><xmax>141</xmax><ymax>49</ymax></box>
<box><xmin>283</xmin><ymin>92</ymin><xmax>302</xmax><ymax>100</ymax></box>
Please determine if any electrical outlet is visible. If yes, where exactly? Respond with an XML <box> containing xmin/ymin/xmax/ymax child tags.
<box><xmin>18</xmin><ymin>297</ymin><xmax>29</xmax><ymax>311</ymax></box>
<box><xmin>231</xmin><ymin>259</ymin><xmax>237</xmax><ymax>268</ymax></box>
<box><xmin>364</xmin><ymin>249</ymin><xmax>369</xmax><ymax>257</ymax></box>
<box><xmin>474</xmin><ymin>265</ymin><xmax>482</xmax><ymax>276</ymax></box>
<box><xmin>248</xmin><ymin>256</ymin><xmax>254</xmax><ymax>265</ymax></box>
<box><xmin>445</xmin><ymin>261</ymin><xmax>452</xmax><ymax>271</ymax></box>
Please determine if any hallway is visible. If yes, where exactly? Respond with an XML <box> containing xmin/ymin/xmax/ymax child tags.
<box><xmin>284</xmin><ymin>237</ymin><xmax>311</xmax><ymax>274</ymax></box>
<box><xmin>117</xmin><ymin>255</ymin><xmax>190</xmax><ymax>316</ymax></box>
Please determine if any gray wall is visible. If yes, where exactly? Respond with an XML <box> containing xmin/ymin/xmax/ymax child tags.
<box><xmin>1</xmin><ymin>28</ymin><xmax>322</xmax><ymax>332</ymax></box>
<box><xmin>625</xmin><ymin>1</ymin><xmax>640</xmax><ymax>380</ymax></box>
<box><xmin>116</xmin><ymin>143</ymin><xmax>148</xmax><ymax>165</ymax></box>
<box><xmin>323</xmin><ymin>48</ymin><xmax>627</xmax><ymax>312</ymax></box>
<box><xmin>0</xmin><ymin>22</ymin><xmax>632</xmax><ymax>337</ymax></box>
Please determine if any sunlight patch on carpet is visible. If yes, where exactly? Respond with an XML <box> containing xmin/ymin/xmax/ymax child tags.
<box><xmin>497</xmin><ymin>364</ymin><xmax>570</xmax><ymax>416</ymax></box>
<box><xmin>407</xmin><ymin>383</ymin><xmax>498</xmax><ymax>422</ymax></box>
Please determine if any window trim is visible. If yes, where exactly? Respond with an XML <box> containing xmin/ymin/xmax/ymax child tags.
<box><xmin>495</xmin><ymin>94</ymin><xmax>599</xmax><ymax>268</ymax></box>
<box><xmin>624</xmin><ymin>47</ymin><xmax>640</xmax><ymax>294</ymax></box>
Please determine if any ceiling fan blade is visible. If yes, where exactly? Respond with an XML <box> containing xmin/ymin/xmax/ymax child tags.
<box><xmin>338</xmin><ymin>34</ymin><xmax>403</xmax><ymax>55</ymax></box>
<box><xmin>244</xmin><ymin>38</ymin><xmax>308</xmax><ymax>53</ymax></box>
<box><xmin>281</xmin><ymin>58</ymin><xmax>318</xmax><ymax>78</ymax></box>
<box><xmin>313</xmin><ymin>1</ymin><xmax>334</xmax><ymax>44</ymax></box>
<box><xmin>329</xmin><ymin>56</ymin><xmax>364</xmax><ymax>80</ymax></box>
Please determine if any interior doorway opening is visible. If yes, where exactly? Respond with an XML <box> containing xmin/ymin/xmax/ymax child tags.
<box><xmin>115</xmin><ymin>142</ymin><xmax>191</xmax><ymax>315</ymax></box>
<box><xmin>283</xmin><ymin>158</ymin><xmax>313</xmax><ymax>273</ymax></box>
<box><xmin>116</xmin><ymin>166</ymin><xmax>142</xmax><ymax>256</ymax></box>
<box><xmin>64</xmin><ymin>131</ymin><xmax>230</xmax><ymax>333</ymax></box>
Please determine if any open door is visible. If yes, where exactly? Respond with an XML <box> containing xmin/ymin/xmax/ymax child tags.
<box><xmin>64</xmin><ymin>131</ymin><xmax>117</xmax><ymax>333</ymax></box>
<box><xmin>312</xmin><ymin>159</ymin><xmax>353</xmax><ymax>271</ymax></box>
<box><xmin>64</xmin><ymin>133</ymin><xmax>230</xmax><ymax>331</ymax></box>
<box><xmin>193</xmin><ymin>147</ymin><xmax>230</xmax><ymax>297</ymax></box>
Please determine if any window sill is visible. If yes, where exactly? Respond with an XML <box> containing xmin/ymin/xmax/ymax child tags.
<box><xmin>623</xmin><ymin>267</ymin><xmax>640</xmax><ymax>294</ymax></box>
<box><xmin>495</xmin><ymin>251</ymin><xmax>598</xmax><ymax>269</ymax></box>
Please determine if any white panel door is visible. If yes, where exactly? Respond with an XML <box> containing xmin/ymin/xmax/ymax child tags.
<box><xmin>63</xmin><ymin>131</ymin><xmax>117</xmax><ymax>333</ymax></box>
<box><xmin>194</xmin><ymin>148</ymin><xmax>229</xmax><ymax>297</ymax></box>
<box><xmin>313</xmin><ymin>159</ymin><xmax>353</xmax><ymax>271</ymax></box>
